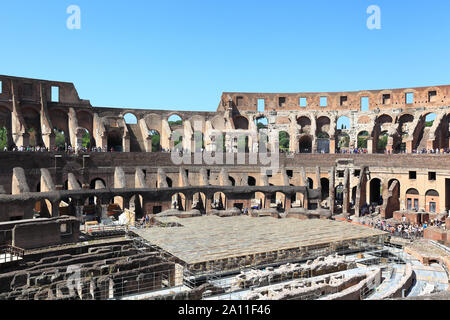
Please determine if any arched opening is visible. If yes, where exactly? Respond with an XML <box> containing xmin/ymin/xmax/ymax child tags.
<box><xmin>279</xmin><ymin>131</ymin><xmax>290</xmax><ymax>152</ymax></box>
<box><xmin>337</xmin><ymin>116</ymin><xmax>351</xmax><ymax>130</ymax></box>
<box><xmin>53</xmin><ymin>128</ymin><xmax>68</xmax><ymax>151</ymax></box>
<box><xmin>377</xmin><ymin>131</ymin><xmax>389</xmax><ymax>153</ymax></box>
<box><xmin>307</xmin><ymin>178</ymin><xmax>314</xmax><ymax>189</ymax></box>
<box><xmin>0</xmin><ymin>126</ymin><xmax>8</xmax><ymax>151</ymax></box>
<box><xmin>352</xmin><ymin>186</ymin><xmax>357</xmax><ymax>208</ymax></box>
<box><xmin>172</xmin><ymin>129</ymin><xmax>184</xmax><ymax>149</ymax></box>
<box><xmin>124</xmin><ymin>113</ymin><xmax>143</xmax><ymax>152</ymax></box>
<box><xmin>233</xmin><ymin>116</ymin><xmax>249</xmax><ymax>130</ymax></box>
<box><xmin>64</xmin><ymin>179</ymin><xmax>82</xmax><ymax>190</ymax></box>
<box><xmin>316</xmin><ymin>116</ymin><xmax>331</xmax><ymax>135</ymax></box>
<box><xmin>212</xmin><ymin>192</ymin><xmax>227</xmax><ymax>210</ymax></box>
<box><xmin>192</xmin><ymin>131</ymin><xmax>204</xmax><ymax>152</ymax></box>
<box><xmin>236</xmin><ymin>135</ymin><xmax>249</xmax><ymax>153</ymax></box>
<box><xmin>425</xmin><ymin>189</ymin><xmax>439</xmax><ymax>213</ymax></box>
<box><xmin>171</xmin><ymin>193</ymin><xmax>186</xmax><ymax>211</ymax></box>
<box><xmin>335</xmin><ymin>183</ymin><xmax>344</xmax><ymax>207</ymax></box>
<box><xmin>248</xmin><ymin>176</ymin><xmax>256</xmax><ymax>186</ymax></box>
<box><xmin>316</xmin><ymin>132</ymin><xmax>330</xmax><ymax>153</ymax></box>
<box><xmin>336</xmin><ymin>132</ymin><xmax>350</xmax><ymax>153</ymax></box>
<box><xmin>107</xmin><ymin>130</ymin><xmax>123</xmax><ymax>152</ymax></box>
<box><xmin>271</xmin><ymin>192</ymin><xmax>286</xmax><ymax>210</ymax></box>
<box><xmin>425</xmin><ymin>113</ymin><xmax>436</xmax><ymax>127</ymax></box>
<box><xmin>297</xmin><ymin>116</ymin><xmax>311</xmax><ymax>135</ymax></box>
<box><xmin>124</xmin><ymin>113</ymin><xmax>138</xmax><ymax>124</ymax></box>
<box><xmin>415</xmin><ymin>113</ymin><xmax>438</xmax><ymax>151</ymax></box>
<box><xmin>149</xmin><ymin>130</ymin><xmax>161</xmax><ymax>152</ymax></box>
<box><xmin>168</xmin><ymin>114</ymin><xmax>183</xmax><ymax>130</ymax></box>
<box><xmin>89</xmin><ymin>178</ymin><xmax>106</xmax><ymax>205</ymax></box>
<box><xmin>34</xmin><ymin>198</ymin><xmax>53</xmax><ymax>218</ymax></box>
<box><xmin>22</xmin><ymin>107</ymin><xmax>42</xmax><ymax>147</ymax></box>
<box><xmin>76</xmin><ymin>128</ymin><xmax>93</xmax><ymax>150</ymax></box>
<box><xmin>192</xmin><ymin>192</ymin><xmax>206</xmax><ymax>213</ymax></box>
<box><xmin>357</xmin><ymin>131</ymin><xmax>370</xmax><ymax>149</ymax></box>
<box><xmin>129</xmin><ymin>194</ymin><xmax>144</xmax><ymax>218</ymax></box>
<box><xmin>320</xmin><ymin>178</ymin><xmax>330</xmax><ymax>200</ymax></box>
<box><xmin>395</xmin><ymin>114</ymin><xmax>414</xmax><ymax>153</ymax></box>
<box><xmin>406</xmin><ymin>188</ymin><xmax>419</xmax><ymax>211</ymax></box>
<box><xmin>166</xmin><ymin>177</ymin><xmax>173</xmax><ymax>188</ymax></box>
<box><xmin>255</xmin><ymin>117</ymin><xmax>268</xmax><ymax>131</ymax></box>
<box><xmin>229</xmin><ymin>176</ymin><xmax>236</xmax><ymax>186</ymax></box>
<box><xmin>369</xmin><ymin>178</ymin><xmax>383</xmax><ymax>205</ymax></box>
<box><xmin>49</xmin><ymin>109</ymin><xmax>70</xmax><ymax>149</ymax></box>
<box><xmin>0</xmin><ymin>106</ymin><xmax>11</xmax><ymax>150</ymax></box>
<box><xmin>299</xmin><ymin>135</ymin><xmax>312</xmax><ymax>153</ymax></box>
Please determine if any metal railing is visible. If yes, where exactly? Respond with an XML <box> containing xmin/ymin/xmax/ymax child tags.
<box><xmin>0</xmin><ymin>245</ymin><xmax>25</xmax><ymax>264</ymax></box>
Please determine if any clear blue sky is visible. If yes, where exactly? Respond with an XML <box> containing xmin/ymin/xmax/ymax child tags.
<box><xmin>1</xmin><ymin>0</ymin><xmax>449</xmax><ymax>112</ymax></box>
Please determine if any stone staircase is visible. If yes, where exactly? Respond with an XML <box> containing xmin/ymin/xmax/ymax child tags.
<box><xmin>415</xmin><ymin>127</ymin><xmax>431</xmax><ymax>151</ymax></box>
<box><xmin>126</xmin><ymin>124</ymin><xmax>146</xmax><ymax>152</ymax></box>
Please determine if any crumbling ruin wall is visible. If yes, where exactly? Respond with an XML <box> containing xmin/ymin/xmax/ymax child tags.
<box><xmin>320</xmin><ymin>268</ymin><xmax>382</xmax><ymax>300</ymax></box>
<box><xmin>0</xmin><ymin>244</ymin><xmax>176</xmax><ymax>300</ymax></box>
<box><xmin>377</xmin><ymin>264</ymin><xmax>415</xmax><ymax>300</ymax></box>
<box><xmin>245</xmin><ymin>272</ymin><xmax>367</xmax><ymax>300</ymax></box>
<box><xmin>230</xmin><ymin>255</ymin><xmax>356</xmax><ymax>291</ymax></box>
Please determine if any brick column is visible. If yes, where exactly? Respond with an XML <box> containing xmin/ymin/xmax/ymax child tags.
<box><xmin>329</xmin><ymin>139</ymin><xmax>336</xmax><ymax>154</ymax></box>
<box><xmin>405</xmin><ymin>140</ymin><xmax>413</xmax><ymax>154</ymax></box>
<box><xmin>367</xmin><ymin>138</ymin><xmax>374</xmax><ymax>154</ymax></box>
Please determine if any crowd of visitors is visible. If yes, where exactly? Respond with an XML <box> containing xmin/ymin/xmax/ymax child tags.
<box><xmin>359</xmin><ymin>215</ymin><xmax>447</xmax><ymax>240</ymax></box>
<box><xmin>2</xmin><ymin>145</ymin><xmax>113</xmax><ymax>153</ymax></box>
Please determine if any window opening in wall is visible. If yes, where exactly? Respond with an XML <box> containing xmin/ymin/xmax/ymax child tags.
<box><xmin>428</xmin><ymin>91</ymin><xmax>437</xmax><ymax>102</ymax></box>
<box><xmin>257</xmin><ymin>99</ymin><xmax>265</xmax><ymax>112</ymax></box>
<box><xmin>354</xmin><ymin>170</ymin><xmax>361</xmax><ymax>177</ymax></box>
<box><xmin>405</xmin><ymin>92</ymin><xmax>414</xmax><ymax>104</ymax></box>
<box><xmin>409</xmin><ymin>171</ymin><xmax>417</xmax><ymax>180</ymax></box>
<box><xmin>236</xmin><ymin>96</ymin><xmax>243</xmax><ymax>106</ymax></box>
<box><xmin>51</xmin><ymin>86</ymin><xmax>59</xmax><ymax>102</ymax></box>
<box><xmin>337</xmin><ymin>170</ymin><xmax>345</xmax><ymax>178</ymax></box>
<box><xmin>340</xmin><ymin>96</ymin><xmax>347</xmax><ymax>106</ymax></box>
<box><xmin>428</xmin><ymin>172</ymin><xmax>436</xmax><ymax>181</ymax></box>
<box><xmin>279</xmin><ymin>97</ymin><xmax>286</xmax><ymax>107</ymax></box>
<box><xmin>0</xmin><ymin>80</ymin><xmax>2</xmax><ymax>94</ymax></box>
<box><xmin>60</xmin><ymin>223</ymin><xmax>72</xmax><ymax>235</ymax></box>
<box><xmin>299</xmin><ymin>97</ymin><xmax>307</xmax><ymax>107</ymax></box>
<box><xmin>320</xmin><ymin>97</ymin><xmax>327</xmax><ymax>107</ymax></box>
<box><xmin>382</xmin><ymin>94</ymin><xmax>391</xmax><ymax>105</ymax></box>
<box><xmin>153</xmin><ymin>206</ymin><xmax>162</xmax><ymax>214</ymax></box>
<box><xmin>287</xmin><ymin>170</ymin><xmax>293</xmax><ymax>179</ymax></box>
<box><xmin>361</xmin><ymin>97</ymin><xmax>369</xmax><ymax>111</ymax></box>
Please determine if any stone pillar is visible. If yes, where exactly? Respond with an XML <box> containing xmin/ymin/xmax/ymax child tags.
<box><xmin>264</xmin><ymin>193</ymin><xmax>272</xmax><ymax>209</ymax></box>
<box><xmin>342</xmin><ymin>168</ymin><xmax>350</xmax><ymax>216</ymax></box>
<box><xmin>51</xmin><ymin>201</ymin><xmax>60</xmax><ymax>218</ymax></box>
<box><xmin>367</xmin><ymin>138</ymin><xmax>374</xmax><ymax>154</ymax></box>
<box><xmin>329</xmin><ymin>139</ymin><xmax>336</xmax><ymax>154</ymax></box>
<box><xmin>426</xmin><ymin>139</ymin><xmax>434</xmax><ymax>151</ymax></box>
<box><xmin>405</xmin><ymin>140</ymin><xmax>413</xmax><ymax>154</ymax></box>
<box><xmin>185</xmin><ymin>197</ymin><xmax>192</xmax><ymax>211</ymax></box>
<box><xmin>285</xmin><ymin>195</ymin><xmax>291</xmax><ymax>210</ymax></box>
<box><xmin>316</xmin><ymin>166</ymin><xmax>321</xmax><ymax>200</ymax></box>
<box><xmin>123</xmin><ymin>135</ymin><xmax>130</xmax><ymax>152</ymax></box>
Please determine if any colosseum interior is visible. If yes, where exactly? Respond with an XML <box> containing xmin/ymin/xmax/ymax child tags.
<box><xmin>0</xmin><ymin>74</ymin><xmax>449</xmax><ymax>300</ymax></box>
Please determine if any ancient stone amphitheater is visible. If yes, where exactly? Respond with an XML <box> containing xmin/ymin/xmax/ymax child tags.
<box><xmin>0</xmin><ymin>74</ymin><xmax>449</xmax><ymax>300</ymax></box>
